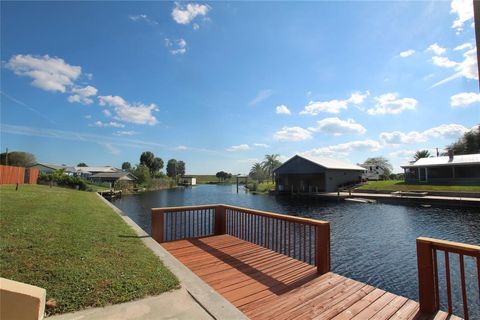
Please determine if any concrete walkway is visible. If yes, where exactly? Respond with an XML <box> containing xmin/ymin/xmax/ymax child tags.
<box><xmin>50</xmin><ymin>287</ymin><xmax>212</xmax><ymax>320</ymax></box>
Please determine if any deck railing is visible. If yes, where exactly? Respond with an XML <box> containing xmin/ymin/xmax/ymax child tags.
<box><xmin>152</xmin><ymin>204</ymin><xmax>330</xmax><ymax>274</ymax></box>
<box><xmin>417</xmin><ymin>237</ymin><xmax>480</xmax><ymax>320</ymax></box>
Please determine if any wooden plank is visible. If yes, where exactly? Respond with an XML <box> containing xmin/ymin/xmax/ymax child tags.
<box><xmin>163</xmin><ymin>235</ymin><xmax>455</xmax><ymax>320</ymax></box>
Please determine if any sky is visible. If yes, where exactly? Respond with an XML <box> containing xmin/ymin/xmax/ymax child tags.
<box><xmin>1</xmin><ymin>1</ymin><xmax>479</xmax><ymax>174</ymax></box>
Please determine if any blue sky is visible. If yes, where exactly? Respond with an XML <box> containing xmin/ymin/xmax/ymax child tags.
<box><xmin>1</xmin><ymin>1</ymin><xmax>478</xmax><ymax>174</ymax></box>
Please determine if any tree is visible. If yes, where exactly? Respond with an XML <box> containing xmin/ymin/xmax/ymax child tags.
<box><xmin>262</xmin><ymin>154</ymin><xmax>282</xmax><ymax>181</ymax></box>
<box><xmin>249</xmin><ymin>163</ymin><xmax>267</xmax><ymax>182</ymax></box>
<box><xmin>77</xmin><ymin>162</ymin><xmax>88</xmax><ymax>167</ymax></box>
<box><xmin>140</xmin><ymin>151</ymin><xmax>155</xmax><ymax>170</ymax></box>
<box><xmin>215</xmin><ymin>171</ymin><xmax>232</xmax><ymax>182</ymax></box>
<box><xmin>176</xmin><ymin>161</ymin><xmax>185</xmax><ymax>177</ymax></box>
<box><xmin>121</xmin><ymin>162</ymin><xmax>132</xmax><ymax>171</ymax></box>
<box><xmin>0</xmin><ymin>151</ymin><xmax>36</xmax><ymax>167</ymax></box>
<box><xmin>413</xmin><ymin>150</ymin><xmax>431</xmax><ymax>162</ymax></box>
<box><xmin>132</xmin><ymin>165</ymin><xmax>150</xmax><ymax>185</ymax></box>
<box><xmin>363</xmin><ymin>157</ymin><xmax>393</xmax><ymax>180</ymax></box>
<box><xmin>166</xmin><ymin>159</ymin><xmax>177</xmax><ymax>178</ymax></box>
<box><xmin>445</xmin><ymin>125</ymin><xmax>480</xmax><ymax>155</ymax></box>
<box><xmin>150</xmin><ymin>157</ymin><xmax>164</xmax><ymax>177</ymax></box>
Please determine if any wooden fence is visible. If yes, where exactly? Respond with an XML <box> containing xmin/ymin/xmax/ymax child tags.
<box><xmin>151</xmin><ymin>204</ymin><xmax>330</xmax><ymax>274</ymax></box>
<box><xmin>0</xmin><ymin>165</ymin><xmax>39</xmax><ymax>185</ymax></box>
<box><xmin>417</xmin><ymin>237</ymin><xmax>480</xmax><ymax>320</ymax></box>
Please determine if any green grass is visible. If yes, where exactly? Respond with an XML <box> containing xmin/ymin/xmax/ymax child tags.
<box><xmin>193</xmin><ymin>175</ymin><xmax>237</xmax><ymax>184</ymax></box>
<box><xmin>248</xmin><ymin>181</ymin><xmax>275</xmax><ymax>194</ymax></box>
<box><xmin>358</xmin><ymin>180</ymin><xmax>480</xmax><ymax>192</ymax></box>
<box><xmin>0</xmin><ymin>185</ymin><xmax>179</xmax><ymax>316</ymax></box>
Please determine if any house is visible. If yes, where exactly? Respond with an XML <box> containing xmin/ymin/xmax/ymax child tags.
<box><xmin>74</xmin><ymin>166</ymin><xmax>120</xmax><ymax>179</ymax></box>
<box><xmin>30</xmin><ymin>163</ymin><xmax>76</xmax><ymax>175</ymax></box>
<box><xmin>360</xmin><ymin>164</ymin><xmax>386</xmax><ymax>181</ymax></box>
<box><xmin>273</xmin><ymin>154</ymin><xmax>366</xmax><ymax>193</ymax></box>
<box><xmin>401</xmin><ymin>151</ymin><xmax>480</xmax><ymax>185</ymax></box>
<box><xmin>89</xmin><ymin>171</ymin><xmax>137</xmax><ymax>188</ymax></box>
<box><xmin>179</xmin><ymin>176</ymin><xmax>197</xmax><ymax>186</ymax></box>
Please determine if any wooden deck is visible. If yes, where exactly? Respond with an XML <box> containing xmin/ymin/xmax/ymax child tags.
<box><xmin>162</xmin><ymin>234</ymin><xmax>458</xmax><ymax>320</ymax></box>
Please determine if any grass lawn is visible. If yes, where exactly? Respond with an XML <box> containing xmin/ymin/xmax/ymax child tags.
<box><xmin>0</xmin><ymin>185</ymin><xmax>179</xmax><ymax>316</ymax></box>
<box><xmin>358</xmin><ymin>180</ymin><xmax>480</xmax><ymax>192</ymax></box>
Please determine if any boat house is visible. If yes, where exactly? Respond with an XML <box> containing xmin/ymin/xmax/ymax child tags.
<box><xmin>401</xmin><ymin>152</ymin><xmax>480</xmax><ymax>185</ymax></box>
<box><xmin>273</xmin><ymin>154</ymin><xmax>365</xmax><ymax>193</ymax></box>
<box><xmin>89</xmin><ymin>171</ymin><xmax>137</xmax><ymax>188</ymax></box>
<box><xmin>178</xmin><ymin>176</ymin><xmax>197</xmax><ymax>186</ymax></box>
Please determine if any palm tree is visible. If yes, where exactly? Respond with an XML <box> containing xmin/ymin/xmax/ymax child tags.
<box><xmin>249</xmin><ymin>163</ymin><xmax>266</xmax><ymax>182</ymax></box>
<box><xmin>413</xmin><ymin>150</ymin><xmax>431</xmax><ymax>162</ymax></box>
<box><xmin>262</xmin><ymin>154</ymin><xmax>282</xmax><ymax>182</ymax></box>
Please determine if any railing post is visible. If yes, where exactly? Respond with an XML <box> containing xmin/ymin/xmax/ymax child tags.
<box><xmin>416</xmin><ymin>238</ymin><xmax>438</xmax><ymax>313</ymax></box>
<box><xmin>151</xmin><ymin>209</ymin><xmax>165</xmax><ymax>243</ymax></box>
<box><xmin>214</xmin><ymin>205</ymin><xmax>226</xmax><ymax>235</ymax></box>
<box><xmin>316</xmin><ymin>222</ymin><xmax>330</xmax><ymax>274</ymax></box>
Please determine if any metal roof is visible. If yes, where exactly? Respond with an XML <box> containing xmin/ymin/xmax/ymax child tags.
<box><xmin>33</xmin><ymin>163</ymin><xmax>76</xmax><ymax>172</ymax></box>
<box><xmin>401</xmin><ymin>153</ymin><xmax>480</xmax><ymax>168</ymax></box>
<box><xmin>275</xmin><ymin>154</ymin><xmax>366</xmax><ymax>172</ymax></box>
<box><xmin>75</xmin><ymin>166</ymin><xmax>120</xmax><ymax>173</ymax></box>
<box><xmin>90</xmin><ymin>172</ymin><xmax>137</xmax><ymax>180</ymax></box>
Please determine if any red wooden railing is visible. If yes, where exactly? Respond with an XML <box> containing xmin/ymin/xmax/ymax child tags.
<box><xmin>417</xmin><ymin>237</ymin><xmax>480</xmax><ymax>320</ymax></box>
<box><xmin>152</xmin><ymin>204</ymin><xmax>330</xmax><ymax>274</ymax></box>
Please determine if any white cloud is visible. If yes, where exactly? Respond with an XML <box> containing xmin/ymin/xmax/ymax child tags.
<box><xmin>451</xmin><ymin>0</ymin><xmax>474</xmax><ymax>32</ymax></box>
<box><xmin>193</xmin><ymin>23</ymin><xmax>200</xmax><ymax>30</ymax></box>
<box><xmin>308</xmin><ymin>117</ymin><xmax>366</xmax><ymax>136</ymax></box>
<box><xmin>68</xmin><ymin>85</ymin><xmax>98</xmax><ymax>105</ymax></box>
<box><xmin>6</xmin><ymin>54</ymin><xmax>81</xmax><ymax>93</ymax></box>
<box><xmin>273</xmin><ymin>126</ymin><xmax>312</xmax><ymax>141</ymax></box>
<box><xmin>176</xmin><ymin>145</ymin><xmax>188</xmax><ymax>150</ymax></box>
<box><xmin>427</xmin><ymin>43</ymin><xmax>446</xmax><ymax>55</ymax></box>
<box><xmin>450</xmin><ymin>92</ymin><xmax>480</xmax><ymax>107</ymax></box>
<box><xmin>98</xmin><ymin>95</ymin><xmax>158</xmax><ymax>126</ymax></box>
<box><xmin>399</xmin><ymin>49</ymin><xmax>415</xmax><ymax>57</ymax></box>
<box><xmin>113</xmin><ymin>130</ymin><xmax>138</xmax><ymax>136</ymax></box>
<box><xmin>93</xmin><ymin>121</ymin><xmax>125</xmax><ymax>128</ymax></box>
<box><xmin>380</xmin><ymin>131</ymin><xmax>425</xmax><ymax>145</ymax></box>
<box><xmin>227</xmin><ymin>144</ymin><xmax>250</xmax><ymax>152</ymax></box>
<box><xmin>253</xmin><ymin>143</ymin><xmax>269</xmax><ymax>148</ymax></box>
<box><xmin>431</xmin><ymin>47</ymin><xmax>478</xmax><ymax>87</ymax></box>
<box><xmin>301</xmin><ymin>140</ymin><xmax>381</xmax><ymax>157</ymax></box>
<box><xmin>275</xmin><ymin>104</ymin><xmax>291</xmax><ymax>115</ymax></box>
<box><xmin>432</xmin><ymin>56</ymin><xmax>459</xmax><ymax>68</ymax></box>
<box><xmin>454</xmin><ymin>43</ymin><xmax>473</xmax><ymax>51</ymax></box>
<box><xmin>389</xmin><ymin>150</ymin><xmax>416</xmax><ymax>159</ymax></box>
<box><xmin>128</xmin><ymin>14</ymin><xmax>158</xmax><ymax>25</ymax></box>
<box><xmin>101</xmin><ymin>143</ymin><xmax>121</xmax><ymax>155</ymax></box>
<box><xmin>103</xmin><ymin>109</ymin><xmax>112</xmax><ymax>117</ymax></box>
<box><xmin>165</xmin><ymin>38</ymin><xmax>187</xmax><ymax>55</ymax></box>
<box><xmin>367</xmin><ymin>93</ymin><xmax>417</xmax><ymax>115</ymax></box>
<box><xmin>249</xmin><ymin>89</ymin><xmax>273</xmax><ymax>106</ymax></box>
<box><xmin>300</xmin><ymin>91</ymin><xmax>369</xmax><ymax>115</ymax></box>
<box><xmin>380</xmin><ymin>123</ymin><xmax>469</xmax><ymax>145</ymax></box>
<box><xmin>171</xmin><ymin>2</ymin><xmax>210</xmax><ymax>25</ymax></box>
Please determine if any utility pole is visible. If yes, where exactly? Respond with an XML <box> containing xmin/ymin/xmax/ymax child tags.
<box><xmin>5</xmin><ymin>148</ymin><xmax>8</xmax><ymax>165</ymax></box>
<box><xmin>436</xmin><ymin>148</ymin><xmax>439</xmax><ymax>157</ymax></box>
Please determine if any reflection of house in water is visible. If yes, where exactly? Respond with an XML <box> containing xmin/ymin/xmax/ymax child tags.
<box><xmin>179</xmin><ymin>176</ymin><xmax>197</xmax><ymax>186</ymax></box>
<box><xmin>274</xmin><ymin>155</ymin><xmax>365</xmax><ymax>193</ymax></box>
<box><xmin>401</xmin><ymin>152</ymin><xmax>480</xmax><ymax>185</ymax></box>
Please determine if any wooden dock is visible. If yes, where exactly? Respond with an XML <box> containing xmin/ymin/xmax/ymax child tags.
<box><xmin>163</xmin><ymin>235</ymin><xmax>456</xmax><ymax>320</ymax></box>
<box><xmin>152</xmin><ymin>204</ymin><xmax>479</xmax><ymax>320</ymax></box>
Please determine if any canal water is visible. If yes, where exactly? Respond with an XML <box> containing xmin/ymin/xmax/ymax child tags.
<box><xmin>113</xmin><ymin>184</ymin><xmax>480</xmax><ymax>317</ymax></box>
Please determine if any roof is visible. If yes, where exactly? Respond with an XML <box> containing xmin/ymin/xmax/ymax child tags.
<box><xmin>401</xmin><ymin>153</ymin><xmax>480</xmax><ymax>168</ymax></box>
<box><xmin>75</xmin><ymin>166</ymin><xmax>119</xmax><ymax>173</ymax></box>
<box><xmin>274</xmin><ymin>154</ymin><xmax>366</xmax><ymax>172</ymax></box>
<box><xmin>90</xmin><ymin>172</ymin><xmax>137</xmax><ymax>180</ymax></box>
<box><xmin>33</xmin><ymin>163</ymin><xmax>76</xmax><ymax>172</ymax></box>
